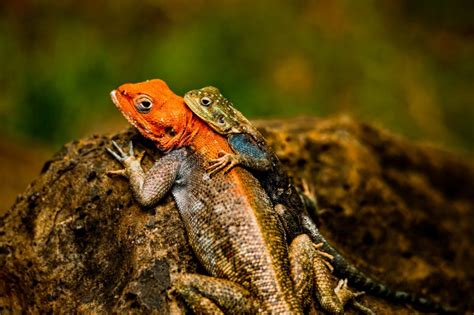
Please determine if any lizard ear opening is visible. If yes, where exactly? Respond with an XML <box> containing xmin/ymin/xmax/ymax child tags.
<box><xmin>218</xmin><ymin>115</ymin><xmax>226</xmax><ymax>125</ymax></box>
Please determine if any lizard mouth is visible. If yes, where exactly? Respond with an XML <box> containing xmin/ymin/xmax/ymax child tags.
<box><xmin>110</xmin><ymin>90</ymin><xmax>119</xmax><ymax>107</ymax></box>
<box><xmin>109</xmin><ymin>89</ymin><xmax>140</xmax><ymax>129</ymax></box>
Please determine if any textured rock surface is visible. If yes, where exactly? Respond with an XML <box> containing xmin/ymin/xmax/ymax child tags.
<box><xmin>0</xmin><ymin>117</ymin><xmax>473</xmax><ymax>314</ymax></box>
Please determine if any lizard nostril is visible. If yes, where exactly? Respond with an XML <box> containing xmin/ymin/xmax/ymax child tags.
<box><xmin>165</xmin><ymin>126</ymin><xmax>177</xmax><ymax>137</ymax></box>
<box><xmin>120</xmin><ymin>90</ymin><xmax>128</xmax><ymax>96</ymax></box>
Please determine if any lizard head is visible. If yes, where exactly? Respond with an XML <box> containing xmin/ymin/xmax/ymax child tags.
<box><xmin>110</xmin><ymin>79</ymin><xmax>195</xmax><ymax>152</ymax></box>
<box><xmin>184</xmin><ymin>86</ymin><xmax>242</xmax><ymax>134</ymax></box>
<box><xmin>184</xmin><ymin>86</ymin><xmax>260</xmax><ymax>140</ymax></box>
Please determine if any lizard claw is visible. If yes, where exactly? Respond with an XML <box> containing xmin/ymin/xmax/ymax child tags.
<box><xmin>207</xmin><ymin>164</ymin><xmax>224</xmax><ymax>177</ymax></box>
<box><xmin>313</xmin><ymin>242</ymin><xmax>324</xmax><ymax>249</ymax></box>
<box><xmin>313</xmin><ymin>242</ymin><xmax>334</xmax><ymax>261</ymax></box>
<box><xmin>301</xmin><ymin>179</ymin><xmax>318</xmax><ymax>207</ymax></box>
<box><xmin>113</xmin><ymin>140</ymin><xmax>127</xmax><ymax>158</ymax></box>
<box><xmin>106</xmin><ymin>147</ymin><xmax>124</xmax><ymax>162</ymax></box>
<box><xmin>322</xmin><ymin>259</ymin><xmax>334</xmax><ymax>272</ymax></box>
<box><xmin>207</xmin><ymin>151</ymin><xmax>239</xmax><ymax>176</ymax></box>
<box><xmin>316</xmin><ymin>249</ymin><xmax>334</xmax><ymax>261</ymax></box>
<box><xmin>107</xmin><ymin>140</ymin><xmax>131</xmax><ymax>162</ymax></box>
<box><xmin>222</xmin><ymin>158</ymin><xmax>238</xmax><ymax>174</ymax></box>
<box><xmin>107</xmin><ymin>140</ymin><xmax>141</xmax><ymax>163</ymax></box>
<box><xmin>335</xmin><ymin>279</ymin><xmax>348</xmax><ymax>292</ymax></box>
<box><xmin>129</xmin><ymin>141</ymin><xmax>134</xmax><ymax>156</ymax></box>
<box><xmin>106</xmin><ymin>141</ymin><xmax>144</xmax><ymax>177</ymax></box>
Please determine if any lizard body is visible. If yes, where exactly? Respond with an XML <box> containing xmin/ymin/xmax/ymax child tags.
<box><xmin>183</xmin><ymin>86</ymin><xmax>450</xmax><ymax>313</ymax></box>
<box><xmin>107</xmin><ymin>79</ymin><xmax>360</xmax><ymax>314</ymax></box>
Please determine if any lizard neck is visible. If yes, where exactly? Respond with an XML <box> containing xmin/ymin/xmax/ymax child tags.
<box><xmin>180</xmin><ymin>114</ymin><xmax>233</xmax><ymax>158</ymax></box>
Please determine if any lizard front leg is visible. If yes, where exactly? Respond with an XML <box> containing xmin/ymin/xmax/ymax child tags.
<box><xmin>207</xmin><ymin>133</ymin><xmax>272</xmax><ymax>176</ymax></box>
<box><xmin>107</xmin><ymin>140</ymin><xmax>180</xmax><ymax>207</ymax></box>
<box><xmin>207</xmin><ymin>150</ymin><xmax>272</xmax><ymax>176</ymax></box>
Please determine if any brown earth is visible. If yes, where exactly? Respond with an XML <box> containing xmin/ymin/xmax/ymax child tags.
<box><xmin>0</xmin><ymin>116</ymin><xmax>472</xmax><ymax>314</ymax></box>
<box><xmin>0</xmin><ymin>138</ymin><xmax>52</xmax><ymax>212</ymax></box>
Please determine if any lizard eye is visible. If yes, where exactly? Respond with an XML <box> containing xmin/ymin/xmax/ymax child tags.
<box><xmin>200</xmin><ymin>97</ymin><xmax>212</xmax><ymax>106</ymax></box>
<box><xmin>134</xmin><ymin>95</ymin><xmax>153</xmax><ymax>113</ymax></box>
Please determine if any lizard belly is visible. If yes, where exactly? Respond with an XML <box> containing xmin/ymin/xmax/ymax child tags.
<box><xmin>172</xmin><ymin>152</ymin><xmax>300</xmax><ymax>313</ymax></box>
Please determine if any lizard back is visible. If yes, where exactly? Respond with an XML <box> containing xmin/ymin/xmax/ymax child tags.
<box><xmin>171</xmin><ymin>146</ymin><xmax>301</xmax><ymax>313</ymax></box>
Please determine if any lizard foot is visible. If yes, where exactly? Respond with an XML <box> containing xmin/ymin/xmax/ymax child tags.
<box><xmin>106</xmin><ymin>140</ymin><xmax>133</xmax><ymax>162</ymax></box>
<box><xmin>332</xmin><ymin>279</ymin><xmax>374</xmax><ymax>315</ymax></box>
<box><xmin>313</xmin><ymin>242</ymin><xmax>335</xmax><ymax>261</ymax></box>
<box><xmin>207</xmin><ymin>151</ymin><xmax>239</xmax><ymax>176</ymax></box>
<box><xmin>106</xmin><ymin>140</ymin><xmax>145</xmax><ymax>175</ymax></box>
<box><xmin>335</xmin><ymin>279</ymin><xmax>365</xmax><ymax>305</ymax></box>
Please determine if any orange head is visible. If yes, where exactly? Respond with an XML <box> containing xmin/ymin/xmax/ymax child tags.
<box><xmin>110</xmin><ymin>79</ymin><xmax>198</xmax><ymax>152</ymax></box>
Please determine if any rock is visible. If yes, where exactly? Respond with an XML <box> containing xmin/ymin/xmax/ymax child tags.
<box><xmin>0</xmin><ymin>117</ymin><xmax>473</xmax><ymax>314</ymax></box>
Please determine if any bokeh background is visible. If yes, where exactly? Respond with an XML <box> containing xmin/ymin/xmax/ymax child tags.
<box><xmin>0</xmin><ymin>0</ymin><xmax>473</xmax><ymax>209</ymax></box>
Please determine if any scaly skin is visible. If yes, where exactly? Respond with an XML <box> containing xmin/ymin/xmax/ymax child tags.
<box><xmin>106</xmin><ymin>79</ymin><xmax>359</xmax><ymax>314</ymax></box>
<box><xmin>184</xmin><ymin>87</ymin><xmax>310</xmax><ymax>241</ymax></box>
<box><xmin>184</xmin><ymin>86</ymin><xmax>450</xmax><ymax>314</ymax></box>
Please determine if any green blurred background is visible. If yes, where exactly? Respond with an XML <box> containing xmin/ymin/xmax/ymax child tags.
<box><xmin>0</xmin><ymin>0</ymin><xmax>473</xmax><ymax>208</ymax></box>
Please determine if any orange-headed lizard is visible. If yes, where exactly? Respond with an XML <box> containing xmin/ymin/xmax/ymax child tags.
<box><xmin>183</xmin><ymin>86</ymin><xmax>451</xmax><ymax>314</ymax></box>
<box><xmin>106</xmin><ymin>79</ymin><xmax>366</xmax><ymax>314</ymax></box>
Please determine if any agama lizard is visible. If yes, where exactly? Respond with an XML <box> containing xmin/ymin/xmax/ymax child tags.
<box><xmin>106</xmin><ymin>79</ymin><xmax>364</xmax><ymax>314</ymax></box>
<box><xmin>183</xmin><ymin>86</ymin><xmax>450</xmax><ymax>313</ymax></box>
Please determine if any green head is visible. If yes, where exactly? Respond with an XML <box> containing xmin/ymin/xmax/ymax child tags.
<box><xmin>184</xmin><ymin>86</ymin><xmax>257</xmax><ymax>138</ymax></box>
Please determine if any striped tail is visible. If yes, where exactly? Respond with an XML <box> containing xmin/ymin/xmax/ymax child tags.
<box><xmin>301</xmin><ymin>215</ymin><xmax>456</xmax><ymax>313</ymax></box>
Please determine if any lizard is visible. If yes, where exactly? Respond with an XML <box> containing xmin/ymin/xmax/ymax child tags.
<box><xmin>106</xmin><ymin>79</ymin><xmax>366</xmax><ymax>314</ymax></box>
<box><xmin>183</xmin><ymin>86</ymin><xmax>451</xmax><ymax>313</ymax></box>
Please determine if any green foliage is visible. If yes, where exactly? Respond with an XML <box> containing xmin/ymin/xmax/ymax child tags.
<box><xmin>0</xmin><ymin>0</ymin><xmax>472</xmax><ymax>151</ymax></box>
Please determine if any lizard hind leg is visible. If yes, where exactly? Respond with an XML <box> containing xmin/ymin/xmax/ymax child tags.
<box><xmin>288</xmin><ymin>234</ymin><xmax>315</xmax><ymax>310</ymax></box>
<box><xmin>175</xmin><ymin>288</ymin><xmax>224</xmax><ymax>315</ymax></box>
<box><xmin>289</xmin><ymin>233</ymin><xmax>362</xmax><ymax>315</ymax></box>
<box><xmin>171</xmin><ymin>273</ymin><xmax>258</xmax><ymax>314</ymax></box>
<box><xmin>312</xmin><ymin>249</ymin><xmax>347</xmax><ymax>315</ymax></box>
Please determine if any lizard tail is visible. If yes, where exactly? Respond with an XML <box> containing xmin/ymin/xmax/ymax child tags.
<box><xmin>301</xmin><ymin>216</ymin><xmax>456</xmax><ymax>314</ymax></box>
